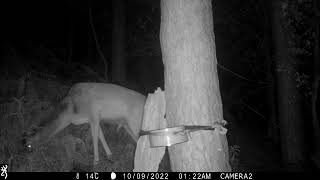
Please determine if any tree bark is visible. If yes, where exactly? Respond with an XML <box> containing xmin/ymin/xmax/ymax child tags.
<box><xmin>270</xmin><ymin>0</ymin><xmax>306</xmax><ymax>170</ymax></box>
<box><xmin>160</xmin><ymin>0</ymin><xmax>230</xmax><ymax>171</ymax></box>
<box><xmin>311</xmin><ymin>0</ymin><xmax>320</xmax><ymax>166</ymax></box>
<box><xmin>259</xmin><ymin>0</ymin><xmax>279</xmax><ymax>145</ymax></box>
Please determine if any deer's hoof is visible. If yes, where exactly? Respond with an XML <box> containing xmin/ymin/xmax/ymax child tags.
<box><xmin>93</xmin><ymin>159</ymin><xmax>99</xmax><ymax>166</ymax></box>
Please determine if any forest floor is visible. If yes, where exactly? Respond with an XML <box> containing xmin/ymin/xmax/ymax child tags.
<box><xmin>232</xmin><ymin>120</ymin><xmax>319</xmax><ymax>172</ymax></box>
<box><xmin>232</xmin><ymin>122</ymin><xmax>282</xmax><ymax>171</ymax></box>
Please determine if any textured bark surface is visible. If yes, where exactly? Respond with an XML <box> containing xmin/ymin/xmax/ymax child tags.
<box><xmin>160</xmin><ymin>0</ymin><xmax>230</xmax><ymax>171</ymax></box>
<box><xmin>134</xmin><ymin>89</ymin><xmax>167</xmax><ymax>172</ymax></box>
<box><xmin>270</xmin><ymin>0</ymin><xmax>305</xmax><ymax>169</ymax></box>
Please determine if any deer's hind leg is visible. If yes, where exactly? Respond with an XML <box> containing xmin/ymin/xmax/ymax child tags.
<box><xmin>98</xmin><ymin>125</ymin><xmax>112</xmax><ymax>156</ymax></box>
<box><xmin>123</xmin><ymin>123</ymin><xmax>138</xmax><ymax>142</ymax></box>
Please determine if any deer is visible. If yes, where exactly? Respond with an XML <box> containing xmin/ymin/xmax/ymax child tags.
<box><xmin>24</xmin><ymin>83</ymin><xmax>146</xmax><ymax>165</ymax></box>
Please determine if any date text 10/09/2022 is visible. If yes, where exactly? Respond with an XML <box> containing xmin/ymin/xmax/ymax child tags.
<box><xmin>79</xmin><ymin>172</ymin><xmax>253</xmax><ymax>180</ymax></box>
<box><xmin>120</xmin><ymin>172</ymin><xmax>253</xmax><ymax>180</ymax></box>
<box><xmin>2</xmin><ymin>172</ymin><xmax>254</xmax><ymax>180</ymax></box>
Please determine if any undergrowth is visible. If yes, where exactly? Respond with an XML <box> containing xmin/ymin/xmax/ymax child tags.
<box><xmin>0</xmin><ymin>77</ymin><xmax>240</xmax><ymax>172</ymax></box>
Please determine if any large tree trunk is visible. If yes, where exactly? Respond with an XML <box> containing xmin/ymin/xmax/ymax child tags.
<box><xmin>111</xmin><ymin>0</ymin><xmax>126</xmax><ymax>85</ymax></box>
<box><xmin>160</xmin><ymin>0</ymin><xmax>230</xmax><ymax>171</ymax></box>
<box><xmin>270</xmin><ymin>0</ymin><xmax>306</xmax><ymax>170</ymax></box>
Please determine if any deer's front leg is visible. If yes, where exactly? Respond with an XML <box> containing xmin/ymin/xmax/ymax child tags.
<box><xmin>90</xmin><ymin>119</ymin><xmax>100</xmax><ymax>165</ymax></box>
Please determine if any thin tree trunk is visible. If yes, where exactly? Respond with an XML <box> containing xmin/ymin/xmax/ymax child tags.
<box><xmin>259</xmin><ymin>0</ymin><xmax>279</xmax><ymax>145</ymax></box>
<box><xmin>312</xmin><ymin>0</ymin><xmax>320</xmax><ymax>164</ymax></box>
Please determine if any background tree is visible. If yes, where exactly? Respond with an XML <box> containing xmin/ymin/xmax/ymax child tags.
<box><xmin>312</xmin><ymin>0</ymin><xmax>320</xmax><ymax>167</ymax></box>
<box><xmin>270</xmin><ymin>0</ymin><xmax>306</xmax><ymax>170</ymax></box>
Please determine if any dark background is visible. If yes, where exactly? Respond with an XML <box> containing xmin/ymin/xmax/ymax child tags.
<box><xmin>0</xmin><ymin>0</ymin><xmax>317</xmax><ymax>172</ymax></box>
